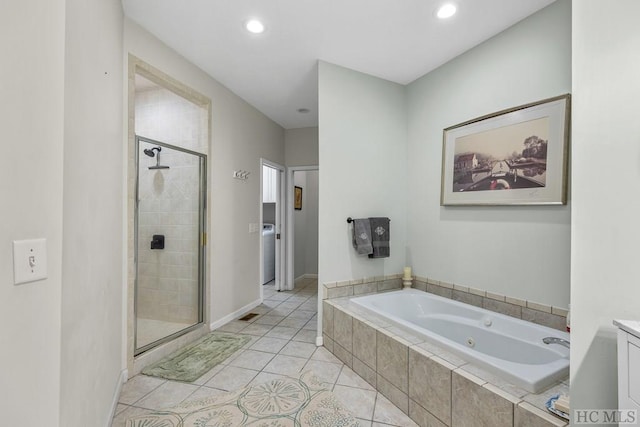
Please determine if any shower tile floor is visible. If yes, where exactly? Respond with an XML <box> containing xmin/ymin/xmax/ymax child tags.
<box><xmin>136</xmin><ymin>318</ymin><xmax>193</xmax><ymax>349</ymax></box>
<box><xmin>112</xmin><ymin>278</ymin><xmax>417</xmax><ymax>427</ymax></box>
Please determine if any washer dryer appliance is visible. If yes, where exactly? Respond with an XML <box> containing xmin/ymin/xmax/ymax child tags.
<box><xmin>262</xmin><ymin>224</ymin><xmax>275</xmax><ymax>284</ymax></box>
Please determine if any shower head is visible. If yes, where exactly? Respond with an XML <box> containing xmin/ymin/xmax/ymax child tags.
<box><xmin>144</xmin><ymin>146</ymin><xmax>169</xmax><ymax>170</ymax></box>
<box><xmin>143</xmin><ymin>146</ymin><xmax>161</xmax><ymax>157</ymax></box>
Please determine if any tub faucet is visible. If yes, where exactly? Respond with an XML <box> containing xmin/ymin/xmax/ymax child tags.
<box><xmin>543</xmin><ymin>337</ymin><xmax>570</xmax><ymax>349</ymax></box>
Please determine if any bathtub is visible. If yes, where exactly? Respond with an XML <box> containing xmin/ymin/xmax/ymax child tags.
<box><xmin>350</xmin><ymin>289</ymin><xmax>569</xmax><ymax>393</ymax></box>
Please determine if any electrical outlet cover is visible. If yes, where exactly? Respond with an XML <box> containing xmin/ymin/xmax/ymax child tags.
<box><xmin>13</xmin><ymin>238</ymin><xmax>47</xmax><ymax>285</ymax></box>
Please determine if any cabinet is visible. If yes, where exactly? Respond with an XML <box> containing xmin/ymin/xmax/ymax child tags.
<box><xmin>263</xmin><ymin>167</ymin><xmax>277</xmax><ymax>203</ymax></box>
<box><xmin>615</xmin><ymin>320</ymin><xmax>640</xmax><ymax>414</ymax></box>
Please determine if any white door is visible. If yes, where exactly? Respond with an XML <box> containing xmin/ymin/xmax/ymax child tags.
<box><xmin>274</xmin><ymin>168</ymin><xmax>282</xmax><ymax>290</ymax></box>
<box><xmin>261</xmin><ymin>160</ymin><xmax>287</xmax><ymax>291</ymax></box>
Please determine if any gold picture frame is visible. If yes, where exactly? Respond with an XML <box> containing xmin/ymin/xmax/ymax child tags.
<box><xmin>294</xmin><ymin>186</ymin><xmax>303</xmax><ymax>210</ymax></box>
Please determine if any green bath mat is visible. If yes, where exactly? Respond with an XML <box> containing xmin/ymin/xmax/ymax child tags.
<box><xmin>142</xmin><ymin>332</ymin><xmax>251</xmax><ymax>382</ymax></box>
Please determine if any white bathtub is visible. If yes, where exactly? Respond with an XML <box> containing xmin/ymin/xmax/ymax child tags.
<box><xmin>350</xmin><ymin>289</ymin><xmax>569</xmax><ymax>393</ymax></box>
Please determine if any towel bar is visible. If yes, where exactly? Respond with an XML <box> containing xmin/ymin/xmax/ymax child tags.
<box><xmin>347</xmin><ymin>217</ymin><xmax>390</xmax><ymax>223</ymax></box>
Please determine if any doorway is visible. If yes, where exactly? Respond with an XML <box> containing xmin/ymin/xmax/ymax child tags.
<box><xmin>134</xmin><ymin>136</ymin><xmax>206</xmax><ymax>355</ymax></box>
<box><xmin>286</xmin><ymin>166</ymin><xmax>319</xmax><ymax>290</ymax></box>
<box><xmin>127</xmin><ymin>56</ymin><xmax>211</xmax><ymax>372</ymax></box>
<box><xmin>261</xmin><ymin>160</ymin><xmax>286</xmax><ymax>293</ymax></box>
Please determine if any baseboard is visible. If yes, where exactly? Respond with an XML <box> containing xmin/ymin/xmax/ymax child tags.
<box><xmin>315</xmin><ymin>335</ymin><xmax>323</xmax><ymax>346</ymax></box>
<box><xmin>106</xmin><ymin>368</ymin><xmax>128</xmax><ymax>427</ymax></box>
<box><xmin>210</xmin><ymin>298</ymin><xmax>262</xmax><ymax>331</ymax></box>
<box><xmin>294</xmin><ymin>273</ymin><xmax>318</xmax><ymax>283</ymax></box>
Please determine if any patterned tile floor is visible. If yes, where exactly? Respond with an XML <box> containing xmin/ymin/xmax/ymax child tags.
<box><xmin>112</xmin><ymin>278</ymin><xmax>417</xmax><ymax>427</ymax></box>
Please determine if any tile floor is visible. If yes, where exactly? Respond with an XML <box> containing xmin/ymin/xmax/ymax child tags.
<box><xmin>112</xmin><ymin>278</ymin><xmax>417</xmax><ymax>427</ymax></box>
<box><xmin>136</xmin><ymin>318</ymin><xmax>193</xmax><ymax>348</ymax></box>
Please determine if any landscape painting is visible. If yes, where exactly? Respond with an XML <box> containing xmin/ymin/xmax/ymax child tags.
<box><xmin>452</xmin><ymin>117</ymin><xmax>549</xmax><ymax>193</ymax></box>
<box><xmin>440</xmin><ymin>94</ymin><xmax>570</xmax><ymax>206</ymax></box>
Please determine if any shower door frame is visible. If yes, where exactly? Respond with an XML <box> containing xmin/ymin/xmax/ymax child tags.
<box><xmin>134</xmin><ymin>135</ymin><xmax>207</xmax><ymax>356</ymax></box>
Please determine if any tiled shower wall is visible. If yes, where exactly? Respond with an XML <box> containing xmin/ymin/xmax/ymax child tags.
<box><xmin>135</xmin><ymin>84</ymin><xmax>208</xmax><ymax>324</ymax></box>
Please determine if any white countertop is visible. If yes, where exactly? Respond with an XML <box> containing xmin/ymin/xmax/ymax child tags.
<box><xmin>613</xmin><ymin>319</ymin><xmax>640</xmax><ymax>338</ymax></box>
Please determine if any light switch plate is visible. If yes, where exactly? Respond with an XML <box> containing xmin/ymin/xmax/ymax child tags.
<box><xmin>13</xmin><ymin>238</ymin><xmax>47</xmax><ymax>285</ymax></box>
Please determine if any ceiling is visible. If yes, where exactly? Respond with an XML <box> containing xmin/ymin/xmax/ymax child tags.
<box><xmin>122</xmin><ymin>0</ymin><xmax>556</xmax><ymax>129</ymax></box>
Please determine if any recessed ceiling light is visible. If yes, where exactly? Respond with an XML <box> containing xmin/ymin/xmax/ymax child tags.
<box><xmin>297</xmin><ymin>108</ymin><xmax>310</xmax><ymax>114</ymax></box>
<box><xmin>245</xmin><ymin>19</ymin><xmax>265</xmax><ymax>34</ymax></box>
<box><xmin>436</xmin><ymin>4</ymin><xmax>457</xmax><ymax>19</ymax></box>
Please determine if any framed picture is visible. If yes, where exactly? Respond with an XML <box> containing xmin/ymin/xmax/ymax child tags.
<box><xmin>294</xmin><ymin>186</ymin><xmax>303</xmax><ymax>210</ymax></box>
<box><xmin>440</xmin><ymin>94</ymin><xmax>570</xmax><ymax>206</ymax></box>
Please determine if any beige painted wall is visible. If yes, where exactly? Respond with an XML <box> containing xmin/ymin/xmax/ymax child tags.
<box><xmin>124</xmin><ymin>19</ymin><xmax>285</xmax><ymax>331</ymax></box>
<box><xmin>406</xmin><ymin>0</ymin><xmax>571</xmax><ymax>308</ymax></box>
<box><xmin>571</xmin><ymin>0</ymin><xmax>640</xmax><ymax>414</ymax></box>
<box><xmin>318</xmin><ymin>61</ymin><xmax>408</xmax><ymax>284</ymax></box>
<box><xmin>285</xmin><ymin>127</ymin><xmax>318</xmax><ymax>166</ymax></box>
<box><xmin>60</xmin><ymin>0</ymin><xmax>125</xmax><ymax>425</ymax></box>
<box><xmin>0</xmin><ymin>1</ymin><xmax>65</xmax><ymax>425</ymax></box>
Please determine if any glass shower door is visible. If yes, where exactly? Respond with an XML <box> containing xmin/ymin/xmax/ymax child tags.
<box><xmin>134</xmin><ymin>135</ymin><xmax>206</xmax><ymax>355</ymax></box>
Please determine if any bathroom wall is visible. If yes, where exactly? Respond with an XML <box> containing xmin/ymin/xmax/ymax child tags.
<box><xmin>318</xmin><ymin>61</ymin><xmax>408</xmax><ymax>285</ymax></box>
<box><xmin>60</xmin><ymin>1</ymin><xmax>125</xmax><ymax>426</ymax></box>
<box><xmin>0</xmin><ymin>1</ymin><xmax>65</xmax><ymax>425</ymax></box>
<box><xmin>135</xmin><ymin>85</ymin><xmax>207</xmax><ymax>326</ymax></box>
<box><xmin>125</xmin><ymin>19</ymin><xmax>285</xmax><ymax>329</ymax></box>
<box><xmin>293</xmin><ymin>170</ymin><xmax>319</xmax><ymax>279</ymax></box>
<box><xmin>406</xmin><ymin>0</ymin><xmax>571</xmax><ymax>308</ymax></box>
<box><xmin>571</xmin><ymin>0</ymin><xmax>640</xmax><ymax>414</ymax></box>
<box><xmin>285</xmin><ymin>127</ymin><xmax>319</xmax><ymax>166</ymax></box>
<box><xmin>305</xmin><ymin>171</ymin><xmax>319</xmax><ymax>276</ymax></box>
<box><xmin>263</xmin><ymin>203</ymin><xmax>276</xmax><ymax>224</ymax></box>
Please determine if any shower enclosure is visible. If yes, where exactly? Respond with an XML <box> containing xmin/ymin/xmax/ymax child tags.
<box><xmin>134</xmin><ymin>135</ymin><xmax>206</xmax><ymax>355</ymax></box>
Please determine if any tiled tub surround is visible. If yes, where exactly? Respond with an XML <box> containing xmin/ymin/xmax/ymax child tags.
<box><xmin>323</xmin><ymin>298</ymin><xmax>569</xmax><ymax>427</ymax></box>
<box><xmin>322</xmin><ymin>276</ymin><xmax>568</xmax><ymax>332</ymax></box>
<box><xmin>322</xmin><ymin>275</ymin><xmax>404</xmax><ymax>299</ymax></box>
<box><xmin>351</xmin><ymin>289</ymin><xmax>569</xmax><ymax>393</ymax></box>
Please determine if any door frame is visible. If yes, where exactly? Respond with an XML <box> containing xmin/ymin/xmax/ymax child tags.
<box><xmin>260</xmin><ymin>159</ymin><xmax>287</xmax><ymax>296</ymax></box>
<box><xmin>134</xmin><ymin>135</ymin><xmax>207</xmax><ymax>356</ymax></box>
<box><xmin>286</xmin><ymin>165</ymin><xmax>319</xmax><ymax>291</ymax></box>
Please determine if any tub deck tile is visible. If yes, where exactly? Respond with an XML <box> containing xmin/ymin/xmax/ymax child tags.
<box><xmin>333</xmin><ymin>342</ymin><xmax>353</xmax><ymax>368</ymax></box>
<box><xmin>452</xmin><ymin>289</ymin><xmax>484</xmax><ymax>308</ymax></box>
<box><xmin>413</xmin><ymin>341</ymin><xmax>466</xmax><ymax>368</ymax></box>
<box><xmin>376</xmin><ymin>330</ymin><xmax>409</xmax><ymax>393</ymax></box>
<box><xmin>321</xmin><ymin>301</ymin><xmax>334</xmax><ymax>339</ymax></box>
<box><xmin>409</xmin><ymin>399</ymin><xmax>448</xmax><ymax>427</ymax></box>
<box><xmin>353</xmin><ymin>357</ymin><xmax>377</xmax><ymax>389</ymax></box>
<box><xmin>452</xmin><ymin>370</ymin><xmax>513</xmax><ymax>427</ymax></box>
<box><xmin>459</xmin><ymin>363</ymin><xmax>529</xmax><ymax>398</ymax></box>
<box><xmin>521</xmin><ymin>308</ymin><xmax>566</xmax><ymax>332</ymax></box>
<box><xmin>515</xmin><ymin>401</ymin><xmax>568</xmax><ymax>427</ymax></box>
<box><xmin>353</xmin><ymin>318</ymin><xmax>377</xmax><ymax>369</ymax></box>
<box><xmin>333</xmin><ymin>307</ymin><xmax>353</xmax><ymax>353</ymax></box>
<box><xmin>377</xmin><ymin>374</ymin><xmax>409</xmax><ymax>415</ymax></box>
<box><xmin>482</xmin><ymin>298</ymin><xmax>523</xmax><ymax>320</ymax></box>
<box><xmin>385</xmin><ymin>326</ymin><xmax>425</xmax><ymax>345</ymax></box>
<box><xmin>408</xmin><ymin>348</ymin><xmax>452</xmax><ymax>426</ymax></box>
<box><xmin>427</xmin><ymin>283</ymin><xmax>453</xmax><ymax>299</ymax></box>
<box><xmin>354</xmin><ymin>282</ymin><xmax>378</xmax><ymax>295</ymax></box>
<box><xmin>522</xmin><ymin>382</ymin><xmax>569</xmax><ymax>413</ymax></box>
